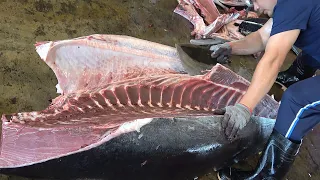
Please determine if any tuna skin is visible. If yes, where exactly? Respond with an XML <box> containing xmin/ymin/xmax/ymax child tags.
<box><xmin>0</xmin><ymin>34</ymin><xmax>279</xmax><ymax>179</ymax></box>
<box><xmin>0</xmin><ymin>116</ymin><xmax>276</xmax><ymax>180</ymax></box>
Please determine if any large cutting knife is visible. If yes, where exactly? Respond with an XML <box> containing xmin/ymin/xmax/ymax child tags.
<box><xmin>175</xmin><ymin>43</ymin><xmax>216</xmax><ymax>76</ymax></box>
<box><xmin>175</xmin><ymin>37</ymin><xmax>229</xmax><ymax>76</ymax></box>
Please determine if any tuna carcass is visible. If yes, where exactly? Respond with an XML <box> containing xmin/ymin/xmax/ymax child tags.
<box><xmin>0</xmin><ymin>34</ymin><xmax>279</xmax><ymax>180</ymax></box>
<box><xmin>174</xmin><ymin>0</ymin><xmax>264</xmax><ymax>58</ymax></box>
<box><xmin>174</xmin><ymin>0</ymin><xmax>259</xmax><ymax>41</ymax></box>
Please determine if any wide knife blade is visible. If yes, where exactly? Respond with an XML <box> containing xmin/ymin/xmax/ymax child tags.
<box><xmin>175</xmin><ymin>43</ymin><xmax>216</xmax><ymax>76</ymax></box>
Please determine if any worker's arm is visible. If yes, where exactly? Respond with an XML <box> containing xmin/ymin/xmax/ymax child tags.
<box><xmin>229</xmin><ymin>18</ymin><xmax>273</xmax><ymax>55</ymax></box>
<box><xmin>221</xmin><ymin>29</ymin><xmax>300</xmax><ymax>140</ymax></box>
<box><xmin>205</xmin><ymin>19</ymin><xmax>274</xmax><ymax>64</ymax></box>
<box><xmin>239</xmin><ymin>29</ymin><xmax>300</xmax><ymax>110</ymax></box>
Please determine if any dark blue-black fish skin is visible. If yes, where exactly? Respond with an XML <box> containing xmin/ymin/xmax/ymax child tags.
<box><xmin>0</xmin><ymin>116</ymin><xmax>274</xmax><ymax>180</ymax></box>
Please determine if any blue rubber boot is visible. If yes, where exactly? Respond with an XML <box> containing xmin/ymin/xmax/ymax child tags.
<box><xmin>217</xmin><ymin>130</ymin><xmax>301</xmax><ymax>180</ymax></box>
<box><xmin>276</xmin><ymin>52</ymin><xmax>316</xmax><ymax>88</ymax></box>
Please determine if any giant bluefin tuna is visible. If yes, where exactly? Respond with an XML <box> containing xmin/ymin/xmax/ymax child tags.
<box><xmin>0</xmin><ymin>34</ymin><xmax>279</xmax><ymax>179</ymax></box>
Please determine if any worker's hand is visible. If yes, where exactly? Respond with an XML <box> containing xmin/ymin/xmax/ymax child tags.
<box><xmin>222</xmin><ymin>103</ymin><xmax>251</xmax><ymax>140</ymax></box>
<box><xmin>189</xmin><ymin>38</ymin><xmax>232</xmax><ymax>64</ymax></box>
<box><xmin>209</xmin><ymin>43</ymin><xmax>232</xmax><ymax>64</ymax></box>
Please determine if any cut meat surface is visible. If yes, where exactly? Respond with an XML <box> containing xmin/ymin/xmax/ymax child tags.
<box><xmin>202</xmin><ymin>13</ymin><xmax>240</xmax><ymax>37</ymax></box>
<box><xmin>203</xmin><ymin>64</ymin><xmax>279</xmax><ymax>117</ymax></box>
<box><xmin>0</xmin><ymin>117</ymin><xmax>153</xmax><ymax>168</ymax></box>
<box><xmin>36</xmin><ymin>34</ymin><xmax>186</xmax><ymax>95</ymax></box>
<box><xmin>174</xmin><ymin>1</ymin><xmax>207</xmax><ymax>38</ymax></box>
<box><xmin>3</xmin><ymin>64</ymin><xmax>278</xmax><ymax>128</ymax></box>
<box><xmin>191</xmin><ymin>0</ymin><xmax>221</xmax><ymax>24</ymax></box>
<box><xmin>175</xmin><ymin>0</ymin><xmax>241</xmax><ymax>39</ymax></box>
<box><xmin>0</xmin><ymin>34</ymin><xmax>279</xmax><ymax>169</ymax></box>
<box><xmin>174</xmin><ymin>0</ymin><xmax>259</xmax><ymax>41</ymax></box>
<box><xmin>0</xmin><ymin>64</ymin><xmax>278</xmax><ymax>168</ymax></box>
<box><xmin>3</xmin><ymin>72</ymin><xmax>245</xmax><ymax>128</ymax></box>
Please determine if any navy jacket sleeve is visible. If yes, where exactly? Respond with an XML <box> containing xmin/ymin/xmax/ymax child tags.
<box><xmin>270</xmin><ymin>0</ymin><xmax>313</xmax><ymax>36</ymax></box>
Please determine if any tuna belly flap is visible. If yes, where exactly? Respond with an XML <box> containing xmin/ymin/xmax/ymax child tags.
<box><xmin>0</xmin><ymin>34</ymin><xmax>279</xmax><ymax>169</ymax></box>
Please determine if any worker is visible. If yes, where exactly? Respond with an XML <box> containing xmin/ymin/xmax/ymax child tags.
<box><xmin>194</xmin><ymin>0</ymin><xmax>320</xmax><ymax>179</ymax></box>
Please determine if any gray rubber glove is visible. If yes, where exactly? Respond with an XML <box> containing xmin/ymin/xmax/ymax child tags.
<box><xmin>222</xmin><ymin>103</ymin><xmax>251</xmax><ymax>140</ymax></box>
<box><xmin>209</xmin><ymin>43</ymin><xmax>232</xmax><ymax>64</ymax></box>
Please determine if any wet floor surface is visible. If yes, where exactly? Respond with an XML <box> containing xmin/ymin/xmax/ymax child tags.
<box><xmin>0</xmin><ymin>0</ymin><xmax>318</xmax><ymax>179</ymax></box>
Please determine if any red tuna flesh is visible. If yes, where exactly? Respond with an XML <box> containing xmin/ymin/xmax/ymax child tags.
<box><xmin>35</xmin><ymin>34</ymin><xmax>186</xmax><ymax>95</ymax></box>
<box><xmin>174</xmin><ymin>0</ymin><xmax>259</xmax><ymax>41</ymax></box>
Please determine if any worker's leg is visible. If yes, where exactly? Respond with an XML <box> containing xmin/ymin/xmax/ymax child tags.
<box><xmin>217</xmin><ymin>76</ymin><xmax>320</xmax><ymax>180</ymax></box>
<box><xmin>275</xmin><ymin>75</ymin><xmax>320</xmax><ymax>142</ymax></box>
<box><xmin>276</xmin><ymin>51</ymin><xmax>320</xmax><ymax>87</ymax></box>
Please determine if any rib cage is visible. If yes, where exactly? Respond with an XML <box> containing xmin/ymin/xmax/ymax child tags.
<box><xmin>3</xmin><ymin>63</ymin><xmax>279</xmax><ymax>128</ymax></box>
<box><xmin>6</xmin><ymin>74</ymin><xmax>245</xmax><ymax>128</ymax></box>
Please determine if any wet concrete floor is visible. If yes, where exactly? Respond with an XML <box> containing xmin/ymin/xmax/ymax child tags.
<box><xmin>0</xmin><ymin>0</ymin><xmax>318</xmax><ymax>179</ymax></box>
